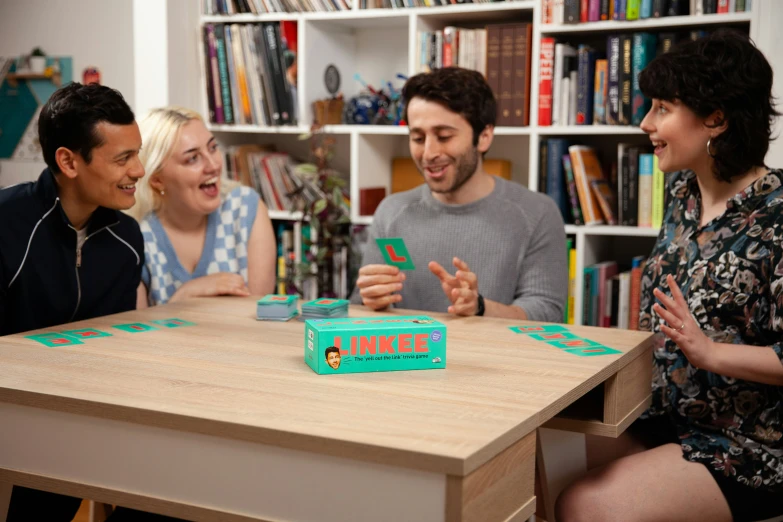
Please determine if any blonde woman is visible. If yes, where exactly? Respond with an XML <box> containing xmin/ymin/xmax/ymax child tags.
<box><xmin>129</xmin><ymin>107</ymin><xmax>276</xmax><ymax>307</ymax></box>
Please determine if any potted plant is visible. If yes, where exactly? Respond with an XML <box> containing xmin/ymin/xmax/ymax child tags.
<box><xmin>29</xmin><ymin>47</ymin><xmax>46</xmax><ymax>74</ymax></box>
<box><xmin>286</xmin><ymin>123</ymin><xmax>353</xmax><ymax>298</ymax></box>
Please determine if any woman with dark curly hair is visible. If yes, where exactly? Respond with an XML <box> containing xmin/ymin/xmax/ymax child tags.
<box><xmin>556</xmin><ymin>29</ymin><xmax>783</xmax><ymax>522</ymax></box>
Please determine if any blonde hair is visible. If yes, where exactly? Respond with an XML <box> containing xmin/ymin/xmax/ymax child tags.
<box><xmin>126</xmin><ymin>106</ymin><xmax>240</xmax><ymax>221</ymax></box>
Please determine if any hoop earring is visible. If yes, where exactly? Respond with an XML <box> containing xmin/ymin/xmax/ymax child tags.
<box><xmin>707</xmin><ymin>137</ymin><xmax>716</xmax><ymax>158</ymax></box>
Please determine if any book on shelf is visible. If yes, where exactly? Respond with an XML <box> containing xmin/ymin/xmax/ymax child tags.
<box><xmin>543</xmin><ymin>0</ymin><xmax>750</xmax><ymax>23</ymax></box>
<box><xmin>418</xmin><ymin>22</ymin><xmax>531</xmax><ymax>126</ymax></box>
<box><xmin>202</xmin><ymin>21</ymin><xmax>297</xmax><ymax>127</ymax></box>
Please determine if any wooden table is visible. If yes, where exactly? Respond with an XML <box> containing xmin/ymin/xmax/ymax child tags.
<box><xmin>0</xmin><ymin>297</ymin><xmax>654</xmax><ymax>522</ymax></box>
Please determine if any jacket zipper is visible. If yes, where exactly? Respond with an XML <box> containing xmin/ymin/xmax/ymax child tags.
<box><xmin>70</xmin><ymin>234</ymin><xmax>83</xmax><ymax>322</ymax></box>
<box><xmin>69</xmin><ymin>223</ymin><xmax>117</xmax><ymax>322</ymax></box>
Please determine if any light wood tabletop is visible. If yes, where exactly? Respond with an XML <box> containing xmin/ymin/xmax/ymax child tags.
<box><xmin>0</xmin><ymin>297</ymin><xmax>655</xmax><ymax>522</ymax></box>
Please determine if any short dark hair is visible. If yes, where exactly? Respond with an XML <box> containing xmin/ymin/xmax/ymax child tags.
<box><xmin>38</xmin><ymin>82</ymin><xmax>136</xmax><ymax>174</ymax></box>
<box><xmin>402</xmin><ymin>67</ymin><xmax>497</xmax><ymax>145</ymax></box>
<box><xmin>325</xmin><ymin>346</ymin><xmax>340</xmax><ymax>358</ymax></box>
<box><xmin>639</xmin><ymin>29</ymin><xmax>779</xmax><ymax>183</ymax></box>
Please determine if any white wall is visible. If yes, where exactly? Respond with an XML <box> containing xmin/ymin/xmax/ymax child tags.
<box><xmin>753</xmin><ymin>1</ymin><xmax>783</xmax><ymax>168</ymax></box>
<box><xmin>0</xmin><ymin>0</ymin><xmax>135</xmax><ymax>186</ymax></box>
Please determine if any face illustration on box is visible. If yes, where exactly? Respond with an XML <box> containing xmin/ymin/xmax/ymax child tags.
<box><xmin>325</xmin><ymin>346</ymin><xmax>342</xmax><ymax>370</ymax></box>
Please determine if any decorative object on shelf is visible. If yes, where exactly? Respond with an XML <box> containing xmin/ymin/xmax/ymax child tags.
<box><xmin>29</xmin><ymin>47</ymin><xmax>46</xmax><ymax>74</ymax></box>
<box><xmin>82</xmin><ymin>66</ymin><xmax>101</xmax><ymax>85</ymax></box>
<box><xmin>312</xmin><ymin>64</ymin><xmax>344</xmax><ymax>125</ymax></box>
<box><xmin>0</xmin><ymin>55</ymin><xmax>73</xmax><ymax>160</ymax></box>
<box><xmin>288</xmin><ymin>123</ymin><xmax>352</xmax><ymax>298</ymax></box>
<box><xmin>342</xmin><ymin>73</ymin><xmax>406</xmax><ymax>125</ymax></box>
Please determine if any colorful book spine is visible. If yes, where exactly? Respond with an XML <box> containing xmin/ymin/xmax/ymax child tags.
<box><xmin>563</xmin><ymin>154</ymin><xmax>584</xmax><ymax>225</ymax></box>
<box><xmin>538</xmin><ymin>37</ymin><xmax>556</xmax><ymax>126</ymax></box>
<box><xmin>593</xmin><ymin>59</ymin><xmax>608</xmax><ymax>125</ymax></box>
<box><xmin>576</xmin><ymin>45</ymin><xmax>596</xmax><ymax>125</ymax></box>
<box><xmin>606</xmin><ymin>35</ymin><xmax>621</xmax><ymax>125</ymax></box>
<box><xmin>619</xmin><ymin>34</ymin><xmax>633</xmax><ymax>125</ymax></box>
<box><xmin>546</xmin><ymin>139</ymin><xmax>570</xmax><ymax>222</ymax></box>
<box><xmin>637</xmin><ymin>153</ymin><xmax>654</xmax><ymax>227</ymax></box>
<box><xmin>626</xmin><ymin>0</ymin><xmax>641</xmax><ymax>19</ymax></box>
<box><xmin>568</xmin><ymin>245</ymin><xmax>577</xmax><ymax>324</ymax></box>
<box><xmin>651</xmin><ymin>154</ymin><xmax>665</xmax><ymax>229</ymax></box>
<box><xmin>631</xmin><ymin>32</ymin><xmax>657</xmax><ymax>126</ymax></box>
<box><xmin>640</xmin><ymin>0</ymin><xmax>652</xmax><ymax>17</ymax></box>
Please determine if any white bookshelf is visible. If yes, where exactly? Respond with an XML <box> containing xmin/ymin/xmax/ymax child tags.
<box><xmin>199</xmin><ymin>0</ymin><xmax>760</xmax><ymax>319</ymax></box>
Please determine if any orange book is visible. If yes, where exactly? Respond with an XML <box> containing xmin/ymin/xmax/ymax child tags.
<box><xmin>568</xmin><ymin>145</ymin><xmax>605</xmax><ymax>226</ymax></box>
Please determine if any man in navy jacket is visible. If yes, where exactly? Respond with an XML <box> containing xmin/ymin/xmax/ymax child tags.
<box><xmin>0</xmin><ymin>83</ymin><xmax>181</xmax><ymax>521</ymax></box>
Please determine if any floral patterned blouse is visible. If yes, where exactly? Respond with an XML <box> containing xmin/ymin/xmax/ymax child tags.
<box><xmin>639</xmin><ymin>168</ymin><xmax>783</xmax><ymax>492</ymax></box>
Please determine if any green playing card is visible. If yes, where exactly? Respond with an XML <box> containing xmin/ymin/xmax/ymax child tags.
<box><xmin>257</xmin><ymin>294</ymin><xmax>298</xmax><ymax>306</ymax></box>
<box><xmin>62</xmin><ymin>328</ymin><xmax>113</xmax><ymax>339</ymax></box>
<box><xmin>509</xmin><ymin>324</ymin><xmax>569</xmax><ymax>334</ymax></box>
<box><xmin>150</xmin><ymin>318</ymin><xmax>196</xmax><ymax>328</ymax></box>
<box><xmin>376</xmin><ymin>238</ymin><xmax>415</xmax><ymax>270</ymax></box>
<box><xmin>25</xmin><ymin>332</ymin><xmax>84</xmax><ymax>347</ymax></box>
<box><xmin>546</xmin><ymin>338</ymin><xmax>606</xmax><ymax>350</ymax></box>
<box><xmin>112</xmin><ymin>323</ymin><xmax>158</xmax><ymax>333</ymax></box>
<box><xmin>528</xmin><ymin>331</ymin><xmax>580</xmax><ymax>342</ymax></box>
<box><xmin>563</xmin><ymin>346</ymin><xmax>622</xmax><ymax>357</ymax></box>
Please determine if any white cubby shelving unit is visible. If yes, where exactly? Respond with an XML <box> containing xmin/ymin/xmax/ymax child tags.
<box><xmin>198</xmin><ymin>1</ymin><xmax>760</xmax><ymax>320</ymax></box>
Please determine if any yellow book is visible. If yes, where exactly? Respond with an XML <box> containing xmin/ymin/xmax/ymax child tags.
<box><xmin>568</xmin><ymin>247</ymin><xmax>577</xmax><ymax>325</ymax></box>
<box><xmin>277</xmin><ymin>256</ymin><xmax>286</xmax><ymax>295</ymax></box>
<box><xmin>652</xmin><ymin>155</ymin><xmax>665</xmax><ymax>229</ymax></box>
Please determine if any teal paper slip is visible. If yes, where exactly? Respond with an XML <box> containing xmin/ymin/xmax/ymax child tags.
<box><xmin>376</xmin><ymin>238</ymin><xmax>415</xmax><ymax>270</ymax></box>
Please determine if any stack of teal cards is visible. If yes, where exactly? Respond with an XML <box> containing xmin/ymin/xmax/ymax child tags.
<box><xmin>256</xmin><ymin>294</ymin><xmax>299</xmax><ymax>321</ymax></box>
<box><xmin>301</xmin><ymin>298</ymin><xmax>350</xmax><ymax>320</ymax></box>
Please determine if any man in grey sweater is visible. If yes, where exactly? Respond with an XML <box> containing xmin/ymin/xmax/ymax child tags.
<box><xmin>352</xmin><ymin>68</ymin><xmax>568</xmax><ymax>323</ymax></box>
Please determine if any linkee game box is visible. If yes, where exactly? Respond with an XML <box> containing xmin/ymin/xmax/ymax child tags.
<box><xmin>304</xmin><ymin>316</ymin><xmax>447</xmax><ymax>375</ymax></box>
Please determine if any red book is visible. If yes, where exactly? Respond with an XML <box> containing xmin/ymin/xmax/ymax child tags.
<box><xmin>538</xmin><ymin>37</ymin><xmax>556</xmax><ymax>126</ymax></box>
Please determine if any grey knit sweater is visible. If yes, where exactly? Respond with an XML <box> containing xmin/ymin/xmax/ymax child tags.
<box><xmin>351</xmin><ymin>177</ymin><xmax>568</xmax><ymax>323</ymax></box>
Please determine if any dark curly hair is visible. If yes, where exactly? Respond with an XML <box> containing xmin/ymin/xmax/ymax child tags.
<box><xmin>38</xmin><ymin>82</ymin><xmax>136</xmax><ymax>174</ymax></box>
<box><xmin>638</xmin><ymin>29</ymin><xmax>779</xmax><ymax>183</ymax></box>
<box><xmin>402</xmin><ymin>67</ymin><xmax>497</xmax><ymax>145</ymax></box>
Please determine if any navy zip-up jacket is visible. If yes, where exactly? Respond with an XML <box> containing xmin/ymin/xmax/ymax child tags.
<box><xmin>0</xmin><ymin>169</ymin><xmax>144</xmax><ymax>336</ymax></box>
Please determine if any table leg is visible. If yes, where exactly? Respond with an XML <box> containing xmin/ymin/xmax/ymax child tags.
<box><xmin>0</xmin><ymin>481</ymin><xmax>12</xmax><ymax>522</ymax></box>
<box><xmin>446</xmin><ymin>431</ymin><xmax>536</xmax><ymax>522</ymax></box>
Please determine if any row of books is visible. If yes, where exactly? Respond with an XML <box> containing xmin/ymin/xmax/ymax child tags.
<box><xmin>544</xmin><ymin>0</ymin><xmax>751</xmax><ymax>24</ymax></box>
<box><xmin>224</xmin><ymin>145</ymin><xmax>350</xmax><ymax>215</ymax></box>
<box><xmin>576</xmin><ymin>257</ymin><xmax>646</xmax><ymax>328</ymax></box>
<box><xmin>203</xmin><ymin>0</ymin><xmax>352</xmax><ymax>14</ymax></box>
<box><xmin>378</xmin><ymin>0</ymin><xmax>520</xmax><ymax>8</ymax></box>
<box><xmin>541</xmin><ymin>141</ymin><xmax>665</xmax><ymax>228</ymax></box>
<box><xmin>202</xmin><ymin>22</ymin><xmax>298</xmax><ymax>126</ymax></box>
<box><xmin>418</xmin><ymin>23</ymin><xmax>533</xmax><ymax>126</ymax></box>
<box><xmin>538</xmin><ymin>30</ymin><xmax>710</xmax><ymax>127</ymax></box>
